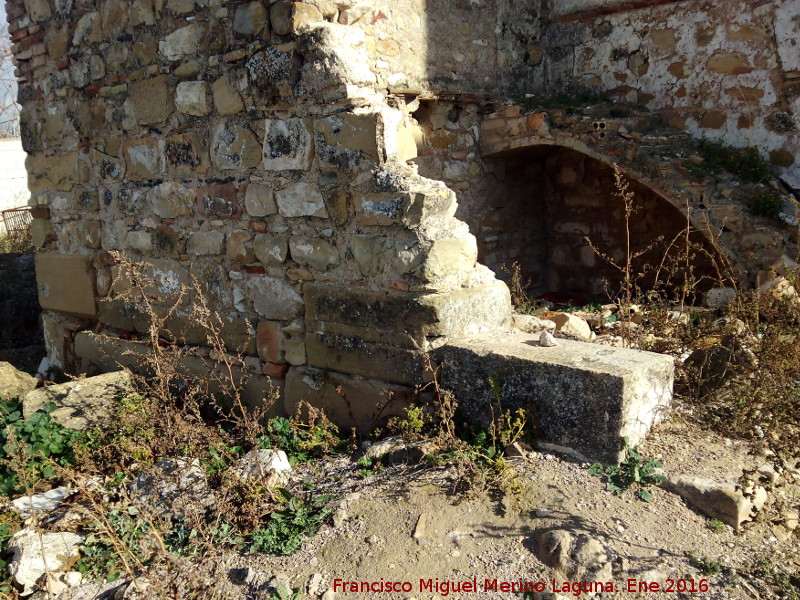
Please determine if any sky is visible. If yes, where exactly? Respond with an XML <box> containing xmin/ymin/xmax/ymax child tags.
<box><xmin>0</xmin><ymin>3</ymin><xmax>20</xmax><ymax>136</ymax></box>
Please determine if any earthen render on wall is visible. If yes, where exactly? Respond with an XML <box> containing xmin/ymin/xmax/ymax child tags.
<box><xmin>4</xmin><ymin>0</ymin><xmax>798</xmax><ymax>430</ymax></box>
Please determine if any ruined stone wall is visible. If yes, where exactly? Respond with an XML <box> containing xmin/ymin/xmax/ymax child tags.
<box><xmin>539</xmin><ymin>0</ymin><xmax>799</xmax><ymax>186</ymax></box>
<box><xmin>6</xmin><ymin>0</ymin><xmax>512</xmax><ymax>428</ymax></box>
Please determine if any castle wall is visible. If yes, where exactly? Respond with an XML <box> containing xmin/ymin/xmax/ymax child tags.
<box><xmin>6</xmin><ymin>0</ymin><xmax>511</xmax><ymax>428</ymax></box>
<box><xmin>539</xmin><ymin>0</ymin><xmax>799</xmax><ymax>186</ymax></box>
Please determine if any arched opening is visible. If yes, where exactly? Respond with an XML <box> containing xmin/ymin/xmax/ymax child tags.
<box><xmin>462</xmin><ymin>145</ymin><xmax>726</xmax><ymax>306</ymax></box>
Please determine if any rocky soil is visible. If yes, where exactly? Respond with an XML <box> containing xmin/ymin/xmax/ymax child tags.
<box><xmin>3</xmin><ymin>404</ymin><xmax>797</xmax><ymax>600</ymax></box>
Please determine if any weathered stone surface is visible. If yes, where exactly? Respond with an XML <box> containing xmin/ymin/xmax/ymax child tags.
<box><xmin>0</xmin><ymin>362</ymin><xmax>38</xmax><ymax>400</ymax></box>
<box><xmin>12</xmin><ymin>487</ymin><xmax>72</xmax><ymax>518</ymax></box>
<box><xmin>230</xmin><ymin>449</ymin><xmax>291</xmax><ymax>486</ymax></box>
<box><xmin>211</xmin><ymin>123</ymin><xmax>261</xmax><ymax>169</ymax></box>
<box><xmin>197</xmin><ymin>183</ymin><xmax>240</xmax><ymax>218</ymax></box>
<box><xmin>263</xmin><ymin>119</ymin><xmax>314</xmax><ymax>170</ymax></box>
<box><xmin>159</xmin><ymin>23</ymin><xmax>203</xmax><ymax>61</ymax></box>
<box><xmin>8</xmin><ymin>530</ymin><xmax>83</xmax><ymax>597</ymax></box>
<box><xmin>127</xmin><ymin>230</ymin><xmax>153</xmax><ymax>252</ymax></box>
<box><xmin>275</xmin><ymin>182</ymin><xmax>328</xmax><ymax>218</ymax></box>
<box><xmin>665</xmin><ymin>475</ymin><xmax>755</xmax><ymax>529</ymax></box>
<box><xmin>24</xmin><ymin>371</ymin><xmax>134</xmax><ymax>430</ymax></box>
<box><xmin>129</xmin><ymin>457</ymin><xmax>214</xmax><ymax>520</ymax></box>
<box><xmin>314</xmin><ymin>113</ymin><xmax>379</xmax><ymax>171</ymax></box>
<box><xmin>304</xmin><ymin>282</ymin><xmax>510</xmax><ymax>349</ymax></box>
<box><xmin>534</xmin><ymin>530</ymin><xmax>613</xmax><ymax>583</ymax></box>
<box><xmin>306</xmin><ymin>332</ymin><xmax>424</xmax><ymax>385</ymax></box>
<box><xmin>130</xmin><ymin>76</ymin><xmax>174</xmax><ymax>125</ymax></box>
<box><xmin>253</xmin><ymin>234</ymin><xmax>289</xmax><ymax>264</ymax></box>
<box><xmin>233</xmin><ymin>2</ymin><xmax>269</xmax><ymax>36</ymax></box>
<box><xmin>176</xmin><ymin>81</ymin><xmax>209</xmax><ymax>116</ymax></box>
<box><xmin>188</xmin><ymin>231</ymin><xmax>225</xmax><ymax>256</ymax></box>
<box><xmin>148</xmin><ymin>182</ymin><xmax>195</xmax><ymax>219</ymax></box>
<box><xmin>35</xmin><ymin>253</ymin><xmax>97</xmax><ymax>319</ymax></box>
<box><xmin>72</xmin><ymin>11</ymin><xmax>101</xmax><ymax>45</ymax></box>
<box><xmin>26</xmin><ymin>152</ymin><xmax>85</xmax><ymax>193</ymax></box>
<box><xmin>270</xmin><ymin>1</ymin><xmax>323</xmax><ymax>36</ymax></box>
<box><xmin>122</xmin><ymin>138</ymin><xmax>164</xmax><ymax>181</ymax></box>
<box><xmin>285</xmin><ymin>365</ymin><xmax>414</xmax><ymax>431</ymax></box>
<box><xmin>246</xmin><ymin>278</ymin><xmax>304</xmax><ymax>320</ymax></box>
<box><xmin>296</xmin><ymin>23</ymin><xmax>376</xmax><ymax>99</ymax></box>
<box><xmin>439</xmin><ymin>331</ymin><xmax>674</xmax><ymax>463</ymax></box>
<box><xmin>212</xmin><ymin>76</ymin><xmax>244</xmax><ymax>115</ymax></box>
<box><xmin>245</xmin><ymin>183</ymin><xmax>277</xmax><ymax>217</ymax></box>
<box><xmin>545</xmin><ymin>312</ymin><xmax>593</xmax><ymax>341</ymax></box>
<box><xmin>707</xmin><ymin>52</ymin><xmax>751</xmax><ymax>75</ymax></box>
<box><xmin>289</xmin><ymin>236</ymin><xmax>340</xmax><ymax>271</ymax></box>
<box><xmin>227</xmin><ymin>231</ymin><xmax>256</xmax><ymax>263</ymax></box>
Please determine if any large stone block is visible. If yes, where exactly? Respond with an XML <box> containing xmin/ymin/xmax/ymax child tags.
<box><xmin>439</xmin><ymin>331</ymin><xmax>674</xmax><ymax>463</ymax></box>
<box><xmin>275</xmin><ymin>182</ymin><xmax>327</xmax><ymax>217</ymax></box>
<box><xmin>211</xmin><ymin>123</ymin><xmax>261</xmax><ymax>170</ymax></box>
<box><xmin>284</xmin><ymin>365</ymin><xmax>414</xmax><ymax>431</ymax></box>
<box><xmin>263</xmin><ymin>119</ymin><xmax>314</xmax><ymax>170</ymax></box>
<box><xmin>304</xmin><ymin>282</ymin><xmax>511</xmax><ymax>349</ymax></box>
<box><xmin>305</xmin><ymin>332</ymin><xmax>424</xmax><ymax>385</ymax></box>
<box><xmin>130</xmin><ymin>76</ymin><xmax>174</xmax><ymax>125</ymax></box>
<box><xmin>35</xmin><ymin>252</ymin><xmax>97</xmax><ymax>319</ymax></box>
<box><xmin>122</xmin><ymin>138</ymin><xmax>164</xmax><ymax>181</ymax></box>
<box><xmin>314</xmin><ymin>113</ymin><xmax>379</xmax><ymax>171</ymax></box>
<box><xmin>270</xmin><ymin>1</ymin><xmax>323</xmax><ymax>36</ymax></box>
<box><xmin>27</xmin><ymin>152</ymin><xmax>85</xmax><ymax>193</ymax></box>
<box><xmin>246</xmin><ymin>277</ymin><xmax>304</xmax><ymax>320</ymax></box>
<box><xmin>159</xmin><ymin>22</ymin><xmax>203</xmax><ymax>61</ymax></box>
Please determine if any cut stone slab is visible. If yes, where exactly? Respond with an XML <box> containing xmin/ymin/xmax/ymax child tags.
<box><xmin>35</xmin><ymin>252</ymin><xmax>97</xmax><ymax>319</ymax></box>
<box><xmin>438</xmin><ymin>331</ymin><xmax>673</xmax><ymax>463</ymax></box>
<box><xmin>0</xmin><ymin>362</ymin><xmax>38</xmax><ymax>400</ymax></box>
<box><xmin>23</xmin><ymin>371</ymin><xmax>134</xmax><ymax>430</ymax></box>
<box><xmin>664</xmin><ymin>475</ymin><xmax>755</xmax><ymax>529</ymax></box>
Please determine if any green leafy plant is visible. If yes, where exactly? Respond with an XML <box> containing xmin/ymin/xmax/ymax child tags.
<box><xmin>269</xmin><ymin>582</ymin><xmax>302</xmax><ymax>600</ymax></box>
<box><xmin>707</xmin><ymin>518</ymin><xmax>726</xmax><ymax>533</ymax></box>
<box><xmin>260</xmin><ymin>415</ymin><xmax>343</xmax><ymax>466</ymax></box>
<box><xmin>745</xmin><ymin>190</ymin><xmax>784</xmax><ymax>219</ymax></box>
<box><xmin>76</xmin><ymin>506</ymin><xmax>155</xmax><ymax>581</ymax></box>
<box><xmin>685</xmin><ymin>138</ymin><xmax>770</xmax><ymax>182</ymax></box>
<box><xmin>689</xmin><ymin>553</ymin><xmax>723</xmax><ymax>575</ymax></box>
<box><xmin>247</xmin><ymin>489</ymin><xmax>333</xmax><ymax>556</ymax></box>
<box><xmin>357</xmin><ymin>455</ymin><xmax>376</xmax><ymax>478</ymax></box>
<box><xmin>387</xmin><ymin>405</ymin><xmax>426</xmax><ymax>441</ymax></box>
<box><xmin>0</xmin><ymin>397</ymin><xmax>82</xmax><ymax>496</ymax></box>
<box><xmin>588</xmin><ymin>437</ymin><xmax>666</xmax><ymax>501</ymax></box>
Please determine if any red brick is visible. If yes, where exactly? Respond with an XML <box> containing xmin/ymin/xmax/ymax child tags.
<box><xmin>18</xmin><ymin>30</ymin><xmax>44</xmax><ymax>48</ymax></box>
<box><xmin>256</xmin><ymin>321</ymin><xmax>286</xmax><ymax>363</ymax></box>
<box><xmin>250</xmin><ymin>221</ymin><xmax>267</xmax><ymax>233</ymax></box>
<box><xmin>10</xmin><ymin>29</ymin><xmax>27</xmax><ymax>41</ymax></box>
<box><xmin>243</xmin><ymin>265</ymin><xmax>266</xmax><ymax>274</ymax></box>
<box><xmin>84</xmin><ymin>85</ymin><xmax>101</xmax><ymax>97</ymax></box>
<box><xmin>262</xmin><ymin>362</ymin><xmax>290</xmax><ymax>378</ymax></box>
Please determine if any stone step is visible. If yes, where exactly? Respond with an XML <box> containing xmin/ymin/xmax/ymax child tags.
<box><xmin>438</xmin><ymin>331</ymin><xmax>674</xmax><ymax>463</ymax></box>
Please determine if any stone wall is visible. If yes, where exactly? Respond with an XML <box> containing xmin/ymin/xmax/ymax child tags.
<box><xmin>5</xmin><ymin>0</ymin><xmax>797</xmax><ymax>427</ymax></box>
<box><xmin>6</xmin><ymin>0</ymin><xmax>511</xmax><ymax>428</ymax></box>
<box><xmin>539</xmin><ymin>0</ymin><xmax>799</xmax><ymax>187</ymax></box>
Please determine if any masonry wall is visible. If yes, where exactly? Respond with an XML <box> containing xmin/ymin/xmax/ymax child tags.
<box><xmin>539</xmin><ymin>0</ymin><xmax>799</xmax><ymax>187</ymax></box>
<box><xmin>6</xmin><ymin>0</ymin><xmax>512</xmax><ymax>429</ymax></box>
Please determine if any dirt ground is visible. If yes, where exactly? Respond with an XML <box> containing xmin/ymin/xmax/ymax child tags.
<box><xmin>63</xmin><ymin>415</ymin><xmax>797</xmax><ymax>600</ymax></box>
